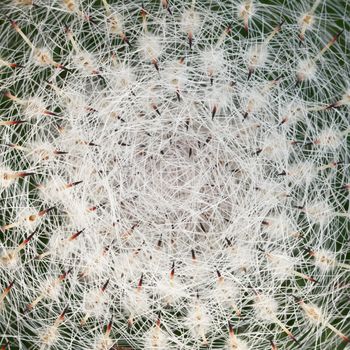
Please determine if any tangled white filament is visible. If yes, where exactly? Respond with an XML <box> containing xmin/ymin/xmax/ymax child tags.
<box><xmin>0</xmin><ymin>0</ymin><xmax>349</xmax><ymax>349</ymax></box>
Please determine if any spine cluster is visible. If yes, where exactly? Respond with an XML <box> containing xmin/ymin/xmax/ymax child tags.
<box><xmin>0</xmin><ymin>0</ymin><xmax>349</xmax><ymax>349</ymax></box>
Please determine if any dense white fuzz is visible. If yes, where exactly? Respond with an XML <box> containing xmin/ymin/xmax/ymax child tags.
<box><xmin>279</xmin><ymin>102</ymin><xmax>307</xmax><ymax>125</ymax></box>
<box><xmin>144</xmin><ymin>320</ymin><xmax>168</xmax><ymax>349</ymax></box>
<box><xmin>39</xmin><ymin>326</ymin><xmax>59</xmax><ymax>348</ymax></box>
<box><xmin>261</xmin><ymin>213</ymin><xmax>296</xmax><ymax>239</ymax></box>
<box><xmin>314</xmin><ymin>128</ymin><xmax>344</xmax><ymax>148</ymax></box>
<box><xmin>201</xmin><ymin>48</ymin><xmax>226</xmax><ymax>82</ymax></box>
<box><xmin>286</xmin><ymin>161</ymin><xmax>318</xmax><ymax>185</ymax></box>
<box><xmin>214</xmin><ymin>275</ymin><xmax>240</xmax><ymax>312</ymax></box>
<box><xmin>94</xmin><ymin>335</ymin><xmax>113</xmax><ymax>350</ymax></box>
<box><xmin>298</xmin><ymin>0</ymin><xmax>321</xmax><ymax>41</ymax></box>
<box><xmin>311</xmin><ymin>249</ymin><xmax>337</xmax><ymax>271</ymax></box>
<box><xmin>63</xmin><ymin>0</ymin><xmax>78</xmax><ymax>12</ymax></box>
<box><xmin>185</xmin><ymin>298</ymin><xmax>211</xmax><ymax>344</ymax></box>
<box><xmin>227</xmin><ymin>335</ymin><xmax>249</xmax><ymax>350</ymax></box>
<box><xmin>0</xmin><ymin>167</ymin><xmax>16</xmax><ymax>188</ymax></box>
<box><xmin>109</xmin><ymin>63</ymin><xmax>136</xmax><ymax>91</ymax></box>
<box><xmin>33</xmin><ymin>48</ymin><xmax>55</xmax><ymax>67</ymax></box>
<box><xmin>72</xmin><ymin>52</ymin><xmax>99</xmax><ymax>75</ymax></box>
<box><xmin>298</xmin><ymin>12</ymin><xmax>315</xmax><ymax>38</ymax></box>
<box><xmin>138</xmin><ymin>34</ymin><xmax>162</xmax><ymax>64</ymax></box>
<box><xmin>0</xmin><ymin>0</ymin><xmax>349</xmax><ymax>349</ymax></box>
<box><xmin>237</xmin><ymin>0</ymin><xmax>255</xmax><ymax>31</ymax></box>
<box><xmin>156</xmin><ymin>273</ymin><xmax>185</xmax><ymax>306</ymax></box>
<box><xmin>296</xmin><ymin>58</ymin><xmax>317</xmax><ymax>81</ymax></box>
<box><xmin>304</xmin><ymin>201</ymin><xmax>334</xmax><ymax>224</ymax></box>
<box><xmin>123</xmin><ymin>281</ymin><xmax>150</xmax><ymax>325</ymax></box>
<box><xmin>265</xmin><ymin>251</ymin><xmax>295</xmax><ymax>279</ymax></box>
<box><xmin>300</xmin><ymin>301</ymin><xmax>324</xmax><ymax>325</ymax></box>
<box><xmin>39</xmin><ymin>278</ymin><xmax>62</xmax><ymax>301</ymax></box>
<box><xmin>106</xmin><ymin>12</ymin><xmax>125</xmax><ymax>35</ymax></box>
<box><xmin>80</xmin><ymin>286</ymin><xmax>109</xmax><ymax>323</ymax></box>
<box><xmin>253</xmin><ymin>294</ymin><xmax>278</xmax><ymax>322</ymax></box>
<box><xmin>246</xmin><ymin>44</ymin><xmax>268</xmax><ymax>72</ymax></box>
<box><xmin>181</xmin><ymin>8</ymin><xmax>201</xmax><ymax>35</ymax></box>
<box><xmin>0</xmin><ymin>249</ymin><xmax>19</xmax><ymax>269</ymax></box>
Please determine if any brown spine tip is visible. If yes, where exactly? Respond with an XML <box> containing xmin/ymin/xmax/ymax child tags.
<box><xmin>56</xmin><ymin>64</ymin><xmax>71</xmax><ymax>72</ymax></box>
<box><xmin>188</xmin><ymin>33</ymin><xmax>193</xmax><ymax>49</ymax></box>
<box><xmin>69</xmin><ymin>228</ymin><xmax>85</xmax><ymax>241</ymax></box>
<box><xmin>9</xmin><ymin>19</ymin><xmax>18</xmax><ymax>29</ymax></box>
<box><xmin>138</xmin><ymin>273</ymin><xmax>143</xmax><ymax>289</ymax></box>
<box><xmin>59</xmin><ymin>305</ymin><xmax>68</xmax><ymax>319</ymax></box>
<box><xmin>278</xmin><ymin>117</ymin><xmax>287</xmax><ymax>126</ymax></box>
<box><xmin>59</xmin><ymin>267</ymin><xmax>73</xmax><ymax>281</ymax></box>
<box><xmin>6</xmin><ymin>280</ymin><xmax>15</xmax><ymax>291</ymax></box>
<box><xmin>101</xmin><ymin>278</ymin><xmax>110</xmax><ymax>292</ymax></box>
<box><xmin>152</xmin><ymin>104</ymin><xmax>161</xmax><ymax>116</ymax></box>
<box><xmin>291</xmin><ymin>294</ymin><xmax>302</xmax><ymax>303</ymax></box>
<box><xmin>122</xmin><ymin>35</ymin><xmax>131</xmax><ymax>48</ymax></box>
<box><xmin>211</xmin><ymin>105</ymin><xmax>217</xmax><ymax>120</ymax></box>
<box><xmin>18</xmin><ymin>172</ymin><xmax>34</xmax><ymax>178</ymax></box>
<box><xmin>140</xmin><ymin>4</ymin><xmax>148</xmax><ymax>17</ymax></box>
<box><xmin>152</xmin><ymin>59</ymin><xmax>160</xmax><ymax>73</ymax></box>
<box><xmin>176</xmin><ymin>90</ymin><xmax>181</xmax><ymax>102</ymax></box>
<box><xmin>308</xmin><ymin>276</ymin><xmax>319</xmax><ymax>284</ymax></box>
<box><xmin>279</xmin><ymin>19</ymin><xmax>285</xmax><ymax>27</ymax></box>
<box><xmin>156</xmin><ymin>311</ymin><xmax>161</xmax><ymax>327</ymax></box>
<box><xmin>228</xmin><ymin>321</ymin><xmax>234</xmax><ymax>335</ymax></box>
<box><xmin>9</xmin><ymin>120</ymin><xmax>26</xmax><ymax>125</ymax></box>
<box><xmin>9</xmin><ymin>63</ymin><xmax>24</xmax><ymax>68</ymax></box>
<box><xmin>247</xmin><ymin>68</ymin><xmax>254</xmax><ymax>80</ymax></box>
<box><xmin>38</xmin><ymin>206</ymin><xmax>55</xmax><ymax>216</ymax></box>
<box><xmin>24</xmin><ymin>303</ymin><xmax>33</xmax><ymax>313</ymax></box>
<box><xmin>43</xmin><ymin>110</ymin><xmax>58</xmax><ymax>117</ymax></box>
<box><xmin>325</xmin><ymin>102</ymin><xmax>339</xmax><ymax>110</ymax></box>
<box><xmin>157</xmin><ymin>235</ymin><xmax>162</xmax><ymax>248</ymax></box>
<box><xmin>22</xmin><ymin>229</ymin><xmax>37</xmax><ymax>245</ymax></box>
<box><xmin>170</xmin><ymin>261</ymin><xmax>175</xmax><ymax>278</ymax></box>
<box><xmin>191</xmin><ymin>249</ymin><xmax>196</xmax><ymax>260</ymax></box>
<box><xmin>332</xmin><ymin>29</ymin><xmax>344</xmax><ymax>43</ymax></box>
<box><xmin>106</xmin><ymin>317</ymin><xmax>113</xmax><ymax>333</ymax></box>
<box><xmin>341</xmin><ymin>335</ymin><xmax>350</xmax><ymax>343</ymax></box>
<box><xmin>54</xmin><ymin>150</ymin><xmax>68</xmax><ymax>155</ymax></box>
<box><xmin>289</xmin><ymin>334</ymin><xmax>299</xmax><ymax>344</ymax></box>
<box><xmin>67</xmin><ymin>180</ymin><xmax>83</xmax><ymax>188</ymax></box>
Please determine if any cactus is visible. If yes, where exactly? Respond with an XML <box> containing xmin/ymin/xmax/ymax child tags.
<box><xmin>0</xmin><ymin>0</ymin><xmax>349</xmax><ymax>349</ymax></box>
